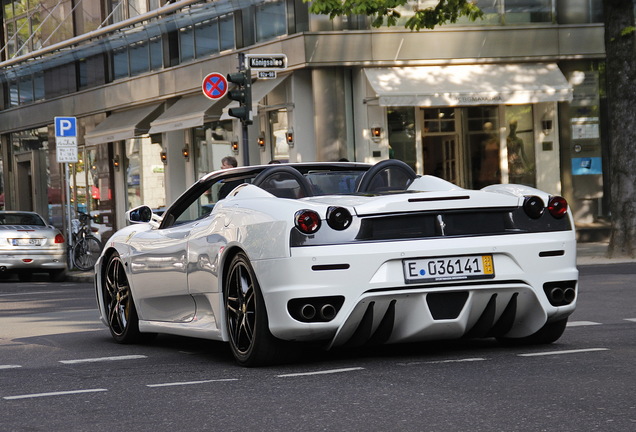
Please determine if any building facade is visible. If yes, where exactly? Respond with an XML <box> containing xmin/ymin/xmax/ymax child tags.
<box><xmin>0</xmin><ymin>0</ymin><xmax>608</xmax><ymax>241</ymax></box>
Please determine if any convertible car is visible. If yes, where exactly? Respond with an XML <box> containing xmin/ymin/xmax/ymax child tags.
<box><xmin>95</xmin><ymin>160</ymin><xmax>578</xmax><ymax>366</ymax></box>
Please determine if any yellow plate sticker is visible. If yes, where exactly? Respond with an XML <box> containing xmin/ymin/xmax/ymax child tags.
<box><xmin>482</xmin><ymin>255</ymin><xmax>494</xmax><ymax>275</ymax></box>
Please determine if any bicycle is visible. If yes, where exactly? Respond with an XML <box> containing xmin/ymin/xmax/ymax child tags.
<box><xmin>72</xmin><ymin>212</ymin><xmax>103</xmax><ymax>271</ymax></box>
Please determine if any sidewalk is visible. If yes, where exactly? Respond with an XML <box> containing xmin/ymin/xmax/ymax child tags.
<box><xmin>66</xmin><ymin>242</ymin><xmax>635</xmax><ymax>284</ymax></box>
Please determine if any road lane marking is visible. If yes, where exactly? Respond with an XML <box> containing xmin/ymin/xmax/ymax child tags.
<box><xmin>147</xmin><ymin>378</ymin><xmax>238</xmax><ymax>388</ymax></box>
<box><xmin>625</xmin><ymin>318</ymin><xmax>636</xmax><ymax>323</ymax></box>
<box><xmin>567</xmin><ymin>321</ymin><xmax>602</xmax><ymax>327</ymax></box>
<box><xmin>0</xmin><ymin>365</ymin><xmax>21</xmax><ymax>370</ymax></box>
<box><xmin>518</xmin><ymin>348</ymin><xmax>609</xmax><ymax>357</ymax></box>
<box><xmin>59</xmin><ymin>355</ymin><xmax>148</xmax><ymax>364</ymax></box>
<box><xmin>277</xmin><ymin>367</ymin><xmax>364</xmax><ymax>378</ymax></box>
<box><xmin>398</xmin><ymin>357</ymin><xmax>487</xmax><ymax>366</ymax></box>
<box><xmin>3</xmin><ymin>388</ymin><xmax>107</xmax><ymax>400</ymax></box>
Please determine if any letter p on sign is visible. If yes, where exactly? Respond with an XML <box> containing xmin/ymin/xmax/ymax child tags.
<box><xmin>55</xmin><ymin>117</ymin><xmax>77</xmax><ymax>137</ymax></box>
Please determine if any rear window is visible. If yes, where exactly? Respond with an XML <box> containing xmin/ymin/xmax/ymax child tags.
<box><xmin>0</xmin><ymin>213</ymin><xmax>46</xmax><ymax>226</ymax></box>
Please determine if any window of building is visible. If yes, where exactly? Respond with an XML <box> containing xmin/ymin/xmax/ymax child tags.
<box><xmin>219</xmin><ymin>14</ymin><xmax>235</xmax><ymax>51</ymax></box>
<box><xmin>268</xmin><ymin>109</ymin><xmax>290</xmax><ymax>162</ymax></box>
<box><xmin>388</xmin><ymin>107</ymin><xmax>416</xmax><ymax>170</ymax></box>
<box><xmin>179</xmin><ymin>25</ymin><xmax>195</xmax><ymax>63</ymax></box>
<box><xmin>193</xmin><ymin>121</ymin><xmax>234</xmax><ymax>179</ymax></box>
<box><xmin>112</xmin><ymin>47</ymin><xmax>129</xmax><ymax>80</ymax></box>
<box><xmin>149</xmin><ymin>36</ymin><xmax>163</xmax><ymax>70</ymax></box>
<box><xmin>255</xmin><ymin>1</ymin><xmax>287</xmax><ymax>42</ymax></box>
<box><xmin>2</xmin><ymin>0</ymin><xmax>75</xmax><ymax>57</ymax></box>
<box><xmin>466</xmin><ymin>106</ymin><xmax>500</xmax><ymax>189</ymax></box>
<box><xmin>125</xmin><ymin>137</ymin><xmax>165</xmax><ymax>211</ymax></box>
<box><xmin>389</xmin><ymin>0</ymin><xmax>558</xmax><ymax>27</ymax></box>
<box><xmin>195</xmin><ymin>19</ymin><xmax>220</xmax><ymax>58</ymax></box>
<box><xmin>505</xmin><ymin>105</ymin><xmax>535</xmax><ymax>186</ymax></box>
<box><xmin>129</xmin><ymin>40</ymin><xmax>150</xmax><ymax>75</ymax></box>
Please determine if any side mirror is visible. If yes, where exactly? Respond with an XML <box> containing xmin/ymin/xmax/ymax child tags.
<box><xmin>127</xmin><ymin>206</ymin><xmax>153</xmax><ymax>223</ymax></box>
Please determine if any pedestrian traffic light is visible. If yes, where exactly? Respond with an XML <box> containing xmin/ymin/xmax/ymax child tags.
<box><xmin>227</xmin><ymin>70</ymin><xmax>252</xmax><ymax>125</ymax></box>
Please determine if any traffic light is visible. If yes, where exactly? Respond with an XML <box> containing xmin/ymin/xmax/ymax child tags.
<box><xmin>226</xmin><ymin>70</ymin><xmax>252</xmax><ymax>125</ymax></box>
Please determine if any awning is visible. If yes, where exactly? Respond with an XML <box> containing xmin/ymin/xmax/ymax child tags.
<box><xmin>148</xmin><ymin>94</ymin><xmax>223</xmax><ymax>134</ymax></box>
<box><xmin>221</xmin><ymin>75</ymin><xmax>289</xmax><ymax>119</ymax></box>
<box><xmin>85</xmin><ymin>103</ymin><xmax>163</xmax><ymax>145</ymax></box>
<box><xmin>364</xmin><ymin>64</ymin><xmax>573</xmax><ymax>107</ymax></box>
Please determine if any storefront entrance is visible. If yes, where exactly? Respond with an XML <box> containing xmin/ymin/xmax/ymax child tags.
<box><xmin>419</xmin><ymin>105</ymin><xmax>536</xmax><ymax>190</ymax></box>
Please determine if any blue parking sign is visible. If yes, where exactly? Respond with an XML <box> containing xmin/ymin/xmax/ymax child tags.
<box><xmin>55</xmin><ymin>117</ymin><xmax>77</xmax><ymax>137</ymax></box>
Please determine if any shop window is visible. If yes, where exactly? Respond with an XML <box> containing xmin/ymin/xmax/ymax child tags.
<box><xmin>466</xmin><ymin>106</ymin><xmax>500</xmax><ymax>189</ymax></box>
<box><xmin>255</xmin><ymin>1</ymin><xmax>287</xmax><ymax>42</ymax></box>
<box><xmin>193</xmin><ymin>121</ymin><xmax>234</xmax><ymax>179</ymax></box>
<box><xmin>423</xmin><ymin>108</ymin><xmax>455</xmax><ymax>133</ymax></box>
<box><xmin>387</xmin><ymin>107</ymin><xmax>416</xmax><ymax>170</ymax></box>
<box><xmin>268</xmin><ymin>110</ymin><xmax>289</xmax><ymax>162</ymax></box>
<box><xmin>125</xmin><ymin>137</ymin><xmax>165</xmax><ymax>211</ymax></box>
<box><xmin>505</xmin><ymin>105</ymin><xmax>535</xmax><ymax>186</ymax></box>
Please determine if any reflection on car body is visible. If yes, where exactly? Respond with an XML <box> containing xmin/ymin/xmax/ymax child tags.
<box><xmin>94</xmin><ymin>160</ymin><xmax>578</xmax><ymax>366</ymax></box>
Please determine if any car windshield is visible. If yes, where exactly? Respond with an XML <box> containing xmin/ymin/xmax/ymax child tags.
<box><xmin>0</xmin><ymin>213</ymin><xmax>46</xmax><ymax>226</ymax></box>
<box><xmin>165</xmin><ymin>165</ymin><xmax>370</xmax><ymax>228</ymax></box>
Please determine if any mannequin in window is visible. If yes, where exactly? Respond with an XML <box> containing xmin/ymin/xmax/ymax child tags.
<box><xmin>477</xmin><ymin>122</ymin><xmax>500</xmax><ymax>188</ymax></box>
<box><xmin>507</xmin><ymin>120</ymin><xmax>533</xmax><ymax>185</ymax></box>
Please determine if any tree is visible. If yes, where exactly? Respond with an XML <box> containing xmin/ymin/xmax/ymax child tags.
<box><xmin>603</xmin><ymin>0</ymin><xmax>636</xmax><ymax>258</ymax></box>
<box><xmin>307</xmin><ymin>0</ymin><xmax>636</xmax><ymax>257</ymax></box>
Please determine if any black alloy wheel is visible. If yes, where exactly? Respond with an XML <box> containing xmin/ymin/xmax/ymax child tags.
<box><xmin>103</xmin><ymin>253</ymin><xmax>143</xmax><ymax>343</ymax></box>
<box><xmin>224</xmin><ymin>252</ymin><xmax>283</xmax><ymax>366</ymax></box>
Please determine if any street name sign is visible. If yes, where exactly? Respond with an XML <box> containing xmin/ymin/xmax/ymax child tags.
<box><xmin>246</xmin><ymin>54</ymin><xmax>287</xmax><ymax>70</ymax></box>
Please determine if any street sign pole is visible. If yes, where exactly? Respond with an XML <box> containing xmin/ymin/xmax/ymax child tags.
<box><xmin>65</xmin><ymin>163</ymin><xmax>73</xmax><ymax>267</ymax></box>
<box><xmin>55</xmin><ymin>116</ymin><xmax>78</xmax><ymax>267</ymax></box>
<box><xmin>238</xmin><ymin>53</ymin><xmax>250</xmax><ymax>166</ymax></box>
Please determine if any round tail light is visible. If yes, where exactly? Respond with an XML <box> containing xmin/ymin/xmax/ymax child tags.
<box><xmin>295</xmin><ymin>210</ymin><xmax>321</xmax><ymax>234</ymax></box>
<box><xmin>326</xmin><ymin>206</ymin><xmax>352</xmax><ymax>230</ymax></box>
<box><xmin>548</xmin><ymin>196</ymin><xmax>568</xmax><ymax>219</ymax></box>
<box><xmin>523</xmin><ymin>196</ymin><xmax>545</xmax><ymax>219</ymax></box>
<box><xmin>54</xmin><ymin>234</ymin><xmax>65</xmax><ymax>244</ymax></box>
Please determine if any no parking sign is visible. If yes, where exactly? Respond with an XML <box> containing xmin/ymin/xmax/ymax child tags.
<box><xmin>202</xmin><ymin>73</ymin><xmax>228</xmax><ymax>100</ymax></box>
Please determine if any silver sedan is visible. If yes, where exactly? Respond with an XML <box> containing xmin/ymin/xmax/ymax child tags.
<box><xmin>0</xmin><ymin>211</ymin><xmax>67</xmax><ymax>281</ymax></box>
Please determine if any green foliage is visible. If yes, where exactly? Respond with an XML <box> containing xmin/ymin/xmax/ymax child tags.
<box><xmin>306</xmin><ymin>0</ymin><xmax>484</xmax><ymax>30</ymax></box>
<box><xmin>619</xmin><ymin>26</ymin><xmax>636</xmax><ymax>37</ymax></box>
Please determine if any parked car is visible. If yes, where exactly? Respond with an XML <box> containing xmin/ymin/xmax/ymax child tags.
<box><xmin>94</xmin><ymin>160</ymin><xmax>578</xmax><ymax>366</ymax></box>
<box><xmin>0</xmin><ymin>211</ymin><xmax>67</xmax><ymax>281</ymax></box>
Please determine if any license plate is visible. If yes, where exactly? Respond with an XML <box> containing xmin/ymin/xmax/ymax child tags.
<box><xmin>403</xmin><ymin>254</ymin><xmax>495</xmax><ymax>283</ymax></box>
<box><xmin>11</xmin><ymin>238</ymin><xmax>43</xmax><ymax>246</ymax></box>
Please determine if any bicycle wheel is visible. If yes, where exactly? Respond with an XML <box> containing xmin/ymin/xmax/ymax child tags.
<box><xmin>73</xmin><ymin>236</ymin><xmax>103</xmax><ymax>271</ymax></box>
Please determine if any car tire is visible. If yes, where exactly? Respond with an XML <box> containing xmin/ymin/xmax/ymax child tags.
<box><xmin>102</xmin><ymin>252</ymin><xmax>148</xmax><ymax>344</ymax></box>
<box><xmin>497</xmin><ymin>317</ymin><xmax>568</xmax><ymax>346</ymax></box>
<box><xmin>49</xmin><ymin>270</ymin><xmax>67</xmax><ymax>282</ymax></box>
<box><xmin>224</xmin><ymin>252</ymin><xmax>287</xmax><ymax>367</ymax></box>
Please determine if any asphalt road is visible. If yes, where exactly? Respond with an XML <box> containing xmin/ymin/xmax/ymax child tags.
<box><xmin>1</xmin><ymin>264</ymin><xmax>635</xmax><ymax>432</ymax></box>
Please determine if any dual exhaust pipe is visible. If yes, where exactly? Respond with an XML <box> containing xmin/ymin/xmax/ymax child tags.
<box><xmin>288</xmin><ymin>296</ymin><xmax>345</xmax><ymax>323</ymax></box>
<box><xmin>300</xmin><ymin>303</ymin><xmax>337</xmax><ymax>321</ymax></box>
<box><xmin>545</xmin><ymin>283</ymin><xmax>576</xmax><ymax>306</ymax></box>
